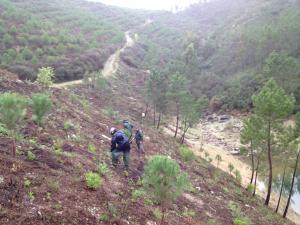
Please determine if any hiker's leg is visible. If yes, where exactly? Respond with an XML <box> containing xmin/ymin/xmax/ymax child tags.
<box><xmin>111</xmin><ymin>150</ymin><xmax>121</xmax><ymax>167</ymax></box>
<box><xmin>123</xmin><ymin>151</ymin><xmax>130</xmax><ymax>170</ymax></box>
<box><xmin>136</xmin><ymin>141</ymin><xmax>141</xmax><ymax>155</ymax></box>
<box><xmin>140</xmin><ymin>142</ymin><xmax>144</xmax><ymax>153</ymax></box>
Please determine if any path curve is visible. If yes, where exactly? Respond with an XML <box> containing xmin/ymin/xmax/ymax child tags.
<box><xmin>51</xmin><ymin>31</ymin><xmax>136</xmax><ymax>88</ymax></box>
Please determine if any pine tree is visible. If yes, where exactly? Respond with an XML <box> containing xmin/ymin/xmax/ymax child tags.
<box><xmin>143</xmin><ymin>155</ymin><xmax>190</xmax><ymax>224</ymax></box>
<box><xmin>252</xmin><ymin>79</ymin><xmax>295</xmax><ymax>206</ymax></box>
<box><xmin>31</xmin><ymin>94</ymin><xmax>52</xmax><ymax>126</ymax></box>
<box><xmin>0</xmin><ymin>93</ymin><xmax>27</xmax><ymax>156</ymax></box>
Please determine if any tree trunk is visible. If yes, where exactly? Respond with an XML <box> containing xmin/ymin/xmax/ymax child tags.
<box><xmin>250</xmin><ymin>140</ymin><xmax>254</xmax><ymax>184</ymax></box>
<box><xmin>157</xmin><ymin>113</ymin><xmax>161</xmax><ymax>129</ymax></box>
<box><xmin>283</xmin><ymin>149</ymin><xmax>300</xmax><ymax>218</ymax></box>
<box><xmin>253</xmin><ymin>157</ymin><xmax>260</xmax><ymax>197</ymax></box>
<box><xmin>265</xmin><ymin>119</ymin><xmax>272</xmax><ymax>206</ymax></box>
<box><xmin>153</xmin><ymin>107</ymin><xmax>156</xmax><ymax>127</ymax></box>
<box><xmin>12</xmin><ymin>138</ymin><xmax>16</xmax><ymax>157</ymax></box>
<box><xmin>160</xmin><ymin>205</ymin><xmax>166</xmax><ymax>225</ymax></box>
<box><xmin>180</xmin><ymin>121</ymin><xmax>188</xmax><ymax>144</ymax></box>
<box><xmin>144</xmin><ymin>103</ymin><xmax>149</xmax><ymax>117</ymax></box>
<box><xmin>174</xmin><ymin>104</ymin><xmax>179</xmax><ymax>138</ymax></box>
<box><xmin>275</xmin><ymin>164</ymin><xmax>287</xmax><ymax>213</ymax></box>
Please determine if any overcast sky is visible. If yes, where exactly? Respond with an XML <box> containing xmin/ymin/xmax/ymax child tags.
<box><xmin>87</xmin><ymin>0</ymin><xmax>201</xmax><ymax>11</ymax></box>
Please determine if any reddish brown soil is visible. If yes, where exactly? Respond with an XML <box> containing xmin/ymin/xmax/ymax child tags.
<box><xmin>0</xmin><ymin>69</ymin><xmax>295</xmax><ymax>225</ymax></box>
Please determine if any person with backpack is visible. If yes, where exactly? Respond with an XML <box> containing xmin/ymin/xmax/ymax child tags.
<box><xmin>110</xmin><ymin>127</ymin><xmax>131</xmax><ymax>170</ymax></box>
<box><xmin>122</xmin><ymin>120</ymin><xmax>134</xmax><ymax>141</ymax></box>
<box><xmin>135</xmin><ymin>129</ymin><xmax>144</xmax><ymax>155</ymax></box>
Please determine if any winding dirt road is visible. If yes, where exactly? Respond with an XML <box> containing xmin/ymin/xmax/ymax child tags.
<box><xmin>51</xmin><ymin>31</ymin><xmax>136</xmax><ymax>88</ymax></box>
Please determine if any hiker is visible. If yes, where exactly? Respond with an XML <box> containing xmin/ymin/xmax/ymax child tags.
<box><xmin>110</xmin><ymin>127</ymin><xmax>131</xmax><ymax>170</ymax></box>
<box><xmin>122</xmin><ymin>120</ymin><xmax>134</xmax><ymax>140</ymax></box>
<box><xmin>135</xmin><ymin>129</ymin><xmax>144</xmax><ymax>155</ymax></box>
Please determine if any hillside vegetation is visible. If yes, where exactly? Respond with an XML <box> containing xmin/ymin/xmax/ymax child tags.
<box><xmin>0</xmin><ymin>69</ymin><xmax>295</xmax><ymax>225</ymax></box>
<box><xmin>134</xmin><ymin>0</ymin><xmax>300</xmax><ymax>110</ymax></box>
<box><xmin>0</xmin><ymin>0</ymin><xmax>148</xmax><ymax>82</ymax></box>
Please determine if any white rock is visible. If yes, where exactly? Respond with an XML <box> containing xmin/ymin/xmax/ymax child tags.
<box><xmin>0</xmin><ymin>176</ymin><xmax>4</xmax><ymax>184</ymax></box>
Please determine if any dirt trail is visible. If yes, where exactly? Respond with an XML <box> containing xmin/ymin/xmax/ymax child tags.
<box><xmin>102</xmin><ymin>31</ymin><xmax>135</xmax><ymax>77</ymax></box>
<box><xmin>51</xmin><ymin>31</ymin><xmax>136</xmax><ymax>88</ymax></box>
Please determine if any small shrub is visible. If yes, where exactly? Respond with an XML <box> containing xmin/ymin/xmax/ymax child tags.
<box><xmin>179</xmin><ymin>146</ymin><xmax>195</xmax><ymax>162</ymax></box>
<box><xmin>215</xmin><ymin>154</ymin><xmax>222</xmax><ymax>167</ymax></box>
<box><xmin>63</xmin><ymin>120</ymin><xmax>75</xmax><ymax>130</ymax></box>
<box><xmin>31</xmin><ymin>94</ymin><xmax>52</xmax><ymax>126</ymax></box>
<box><xmin>233</xmin><ymin>217</ymin><xmax>251</xmax><ymax>225</ymax></box>
<box><xmin>36</xmin><ymin>67</ymin><xmax>55</xmax><ymax>87</ymax></box>
<box><xmin>53</xmin><ymin>139</ymin><xmax>63</xmax><ymax>154</ymax></box>
<box><xmin>204</xmin><ymin>151</ymin><xmax>209</xmax><ymax>159</ymax></box>
<box><xmin>48</xmin><ymin>179</ymin><xmax>60</xmax><ymax>192</ymax></box>
<box><xmin>80</xmin><ymin>99</ymin><xmax>90</xmax><ymax>112</ymax></box>
<box><xmin>153</xmin><ymin>208</ymin><xmax>162</xmax><ymax>221</ymax></box>
<box><xmin>207</xmin><ymin>219</ymin><xmax>217</xmax><ymax>225</ymax></box>
<box><xmin>228</xmin><ymin>163</ymin><xmax>234</xmax><ymax>174</ymax></box>
<box><xmin>27</xmin><ymin>191</ymin><xmax>34</xmax><ymax>202</ymax></box>
<box><xmin>27</xmin><ymin>150</ymin><xmax>36</xmax><ymax>160</ymax></box>
<box><xmin>234</xmin><ymin>170</ymin><xmax>242</xmax><ymax>184</ymax></box>
<box><xmin>131</xmin><ymin>189</ymin><xmax>144</xmax><ymax>202</ymax></box>
<box><xmin>85</xmin><ymin>171</ymin><xmax>102</xmax><ymax>189</ymax></box>
<box><xmin>99</xmin><ymin>213</ymin><xmax>109</xmax><ymax>222</ymax></box>
<box><xmin>246</xmin><ymin>184</ymin><xmax>254</xmax><ymax>193</ymax></box>
<box><xmin>88</xmin><ymin>143</ymin><xmax>96</xmax><ymax>153</ymax></box>
<box><xmin>98</xmin><ymin>162</ymin><xmax>109</xmax><ymax>176</ymax></box>
<box><xmin>24</xmin><ymin>179</ymin><xmax>31</xmax><ymax>188</ymax></box>
<box><xmin>143</xmin><ymin>155</ymin><xmax>190</xmax><ymax>224</ymax></box>
<box><xmin>0</xmin><ymin>123</ymin><xmax>8</xmax><ymax>135</ymax></box>
<box><xmin>0</xmin><ymin>93</ymin><xmax>27</xmax><ymax>155</ymax></box>
<box><xmin>182</xmin><ymin>207</ymin><xmax>196</xmax><ymax>217</ymax></box>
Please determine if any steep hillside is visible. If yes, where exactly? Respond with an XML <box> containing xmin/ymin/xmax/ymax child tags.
<box><xmin>0</xmin><ymin>64</ymin><xmax>296</xmax><ymax>225</ymax></box>
<box><xmin>0</xmin><ymin>0</ymin><xmax>148</xmax><ymax>82</ymax></box>
<box><xmin>134</xmin><ymin>0</ymin><xmax>300</xmax><ymax>110</ymax></box>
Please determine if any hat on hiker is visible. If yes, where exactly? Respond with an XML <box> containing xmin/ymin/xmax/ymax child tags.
<box><xmin>110</xmin><ymin>127</ymin><xmax>117</xmax><ymax>135</ymax></box>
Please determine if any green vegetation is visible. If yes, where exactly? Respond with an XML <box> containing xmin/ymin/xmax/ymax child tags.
<box><xmin>179</xmin><ymin>146</ymin><xmax>195</xmax><ymax>162</ymax></box>
<box><xmin>85</xmin><ymin>171</ymin><xmax>102</xmax><ymax>190</ymax></box>
<box><xmin>26</xmin><ymin>150</ymin><xmax>36</xmax><ymax>160</ymax></box>
<box><xmin>35</xmin><ymin>67</ymin><xmax>54</xmax><ymax>87</ymax></box>
<box><xmin>98</xmin><ymin>162</ymin><xmax>109</xmax><ymax>176</ymax></box>
<box><xmin>0</xmin><ymin>0</ymin><xmax>147</xmax><ymax>82</ymax></box>
<box><xmin>31</xmin><ymin>93</ymin><xmax>52</xmax><ymax>126</ymax></box>
<box><xmin>0</xmin><ymin>92</ymin><xmax>27</xmax><ymax>156</ymax></box>
<box><xmin>143</xmin><ymin>155</ymin><xmax>190</xmax><ymax>224</ymax></box>
<box><xmin>252</xmin><ymin>79</ymin><xmax>294</xmax><ymax>206</ymax></box>
<box><xmin>88</xmin><ymin>143</ymin><xmax>96</xmax><ymax>154</ymax></box>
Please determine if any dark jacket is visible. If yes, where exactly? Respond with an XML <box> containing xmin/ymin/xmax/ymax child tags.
<box><xmin>135</xmin><ymin>130</ymin><xmax>143</xmax><ymax>142</ymax></box>
<box><xmin>111</xmin><ymin>130</ymin><xmax>130</xmax><ymax>152</ymax></box>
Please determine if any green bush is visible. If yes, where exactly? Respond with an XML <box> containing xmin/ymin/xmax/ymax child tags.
<box><xmin>21</xmin><ymin>47</ymin><xmax>33</xmax><ymax>61</ymax></box>
<box><xmin>88</xmin><ymin>143</ymin><xmax>96</xmax><ymax>153</ymax></box>
<box><xmin>246</xmin><ymin>184</ymin><xmax>254</xmax><ymax>193</ymax></box>
<box><xmin>131</xmin><ymin>189</ymin><xmax>144</xmax><ymax>202</ymax></box>
<box><xmin>228</xmin><ymin>163</ymin><xmax>234</xmax><ymax>174</ymax></box>
<box><xmin>0</xmin><ymin>93</ymin><xmax>27</xmax><ymax>155</ymax></box>
<box><xmin>98</xmin><ymin>162</ymin><xmax>109</xmax><ymax>176</ymax></box>
<box><xmin>85</xmin><ymin>171</ymin><xmax>102</xmax><ymax>189</ymax></box>
<box><xmin>0</xmin><ymin>123</ymin><xmax>8</xmax><ymax>135</ymax></box>
<box><xmin>27</xmin><ymin>150</ymin><xmax>36</xmax><ymax>160</ymax></box>
<box><xmin>179</xmin><ymin>146</ymin><xmax>195</xmax><ymax>162</ymax></box>
<box><xmin>143</xmin><ymin>155</ymin><xmax>190</xmax><ymax>224</ymax></box>
<box><xmin>234</xmin><ymin>169</ymin><xmax>242</xmax><ymax>184</ymax></box>
<box><xmin>233</xmin><ymin>217</ymin><xmax>251</xmax><ymax>225</ymax></box>
<box><xmin>31</xmin><ymin>94</ymin><xmax>52</xmax><ymax>126</ymax></box>
<box><xmin>36</xmin><ymin>67</ymin><xmax>55</xmax><ymax>87</ymax></box>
